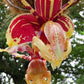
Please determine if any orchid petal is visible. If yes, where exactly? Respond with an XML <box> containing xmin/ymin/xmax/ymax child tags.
<box><xmin>44</xmin><ymin>21</ymin><xmax>66</xmax><ymax>59</ymax></box>
<box><xmin>25</xmin><ymin>59</ymin><xmax>51</xmax><ymax>84</ymax></box>
<box><xmin>35</xmin><ymin>0</ymin><xmax>61</xmax><ymax>20</ymax></box>
<box><xmin>56</xmin><ymin>14</ymin><xmax>74</xmax><ymax>38</ymax></box>
<box><xmin>32</xmin><ymin>36</ymin><xmax>63</xmax><ymax>69</ymax></box>
<box><xmin>6</xmin><ymin>13</ymin><xmax>40</xmax><ymax>47</ymax></box>
<box><xmin>0</xmin><ymin>43</ymin><xmax>33</xmax><ymax>60</ymax></box>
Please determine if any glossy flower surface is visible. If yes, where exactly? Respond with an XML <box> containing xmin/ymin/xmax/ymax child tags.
<box><xmin>0</xmin><ymin>0</ymin><xmax>75</xmax><ymax>84</ymax></box>
<box><xmin>6</xmin><ymin>0</ymin><xmax>74</xmax><ymax>46</ymax></box>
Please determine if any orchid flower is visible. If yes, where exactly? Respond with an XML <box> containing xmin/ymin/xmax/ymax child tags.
<box><xmin>0</xmin><ymin>0</ymin><xmax>75</xmax><ymax>84</ymax></box>
<box><xmin>25</xmin><ymin>59</ymin><xmax>51</xmax><ymax>84</ymax></box>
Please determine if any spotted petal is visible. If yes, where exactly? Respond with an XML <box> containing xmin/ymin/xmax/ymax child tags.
<box><xmin>56</xmin><ymin>14</ymin><xmax>74</xmax><ymax>38</ymax></box>
<box><xmin>0</xmin><ymin>43</ymin><xmax>33</xmax><ymax>60</ymax></box>
<box><xmin>6</xmin><ymin>13</ymin><xmax>40</xmax><ymax>47</ymax></box>
<box><xmin>35</xmin><ymin>0</ymin><xmax>61</xmax><ymax>20</ymax></box>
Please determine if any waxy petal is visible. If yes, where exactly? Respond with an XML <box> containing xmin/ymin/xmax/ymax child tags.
<box><xmin>44</xmin><ymin>21</ymin><xmax>66</xmax><ymax>59</ymax></box>
<box><xmin>56</xmin><ymin>14</ymin><xmax>74</xmax><ymax>38</ymax></box>
<box><xmin>0</xmin><ymin>43</ymin><xmax>33</xmax><ymax>61</ymax></box>
<box><xmin>6</xmin><ymin>13</ymin><xmax>40</xmax><ymax>47</ymax></box>
<box><xmin>32</xmin><ymin>36</ymin><xmax>63</xmax><ymax>69</ymax></box>
<box><xmin>35</xmin><ymin>0</ymin><xmax>61</xmax><ymax>20</ymax></box>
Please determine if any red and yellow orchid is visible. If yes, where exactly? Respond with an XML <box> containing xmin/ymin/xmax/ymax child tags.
<box><xmin>0</xmin><ymin>0</ymin><xmax>75</xmax><ymax>84</ymax></box>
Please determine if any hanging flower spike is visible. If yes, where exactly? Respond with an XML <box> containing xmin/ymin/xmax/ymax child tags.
<box><xmin>0</xmin><ymin>0</ymin><xmax>75</xmax><ymax>68</ymax></box>
<box><xmin>0</xmin><ymin>0</ymin><xmax>76</xmax><ymax>83</ymax></box>
<box><xmin>25</xmin><ymin>59</ymin><xmax>51</xmax><ymax>84</ymax></box>
<box><xmin>32</xmin><ymin>34</ymin><xmax>71</xmax><ymax>69</ymax></box>
<box><xmin>44</xmin><ymin>21</ymin><xmax>66</xmax><ymax>57</ymax></box>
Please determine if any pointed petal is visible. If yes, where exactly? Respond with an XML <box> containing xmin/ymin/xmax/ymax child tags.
<box><xmin>6</xmin><ymin>13</ymin><xmax>40</xmax><ymax>47</ymax></box>
<box><xmin>56</xmin><ymin>14</ymin><xmax>74</xmax><ymax>38</ymax></box>
<box><xmin>32</xmin><ymin>36</ymin><xmax>63</xmax><ymax>69</ymax></box>
<box><xmin>0</xmin><ymin>43</ymin><xmax>33</xmax><ymax>60</ymax></box>
<box><xmin>35</xmin><ymin>0</ymin><xmax>61</xmax><ymax>20</ymax></box>
<box><xmin>44</xmin><ymin>21</ymin><xmax>66</xmax><ymax>59</ymax></box>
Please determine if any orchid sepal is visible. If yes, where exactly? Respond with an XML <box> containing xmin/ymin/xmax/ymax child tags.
<box><xmin>0</xmin><ymin>0</ymin><xmax>75</xmax><ymax>83</ymax></box>
<box><xmin>0</xmin><ymin>43</ymin><xmax>33</xmax><ymax>61</ymax></box>
<box><xmin>20</xmin><ymin>0</ymin><xmax>45</xmax><ymax>25</ymax></box>
<box><xmin>35</xmin><ymin>0</ymin><xmax>61</xmax><ymax>21</ymax></box>
<box><xmin>6</xmin><ymin>13</ymin><xmax>40</xmax><ymax>47</ymax></box>
<box><xmin>44</xmin><ymin>21</ymin><xmax>66</xmax><ymax>59</ymax></box>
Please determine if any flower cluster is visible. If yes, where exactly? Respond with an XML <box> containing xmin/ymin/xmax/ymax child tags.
<box><xmin>0</xmin><ymin>0</ymin><xmax>76</xmax><ymax>84</ymax></box>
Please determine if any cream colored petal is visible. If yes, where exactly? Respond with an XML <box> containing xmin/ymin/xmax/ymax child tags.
<box><xmin>32</xmin><ymin>36</ymin><xmax>63</xmax><ymax>69</ymax></box>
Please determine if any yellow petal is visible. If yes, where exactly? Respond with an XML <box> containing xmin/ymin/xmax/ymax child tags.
<box><xmin>32</xmin><ymin>36</ymin><xmax>63</xmax><ymax>69</ymax></box>
<box><xmin>63</xmin><ymin>39</ymin><xmax>72</xmax><ymax>60</ymax></box>
<box><xmin>44</xmin><ymin>21</ymin><xmax>66</xmax><ymax>60</ymax></box>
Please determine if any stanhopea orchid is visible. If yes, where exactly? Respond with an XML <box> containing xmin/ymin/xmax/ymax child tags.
<box><xmin>0</xmin><ymin>0</ymin><xmax>75</xmax><ymax>84</ymax></box>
